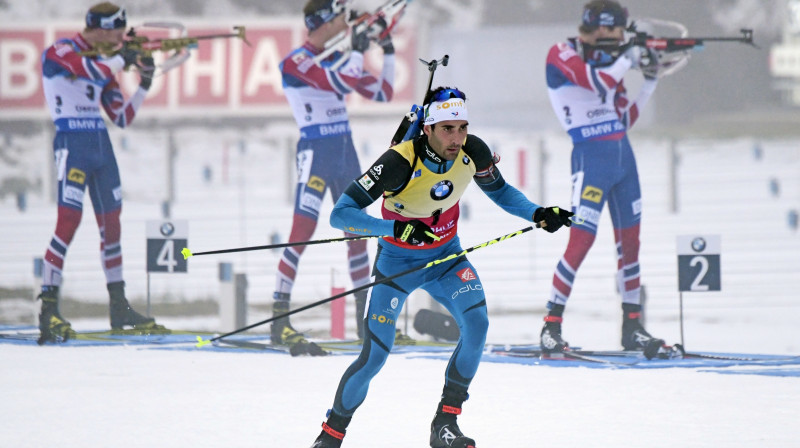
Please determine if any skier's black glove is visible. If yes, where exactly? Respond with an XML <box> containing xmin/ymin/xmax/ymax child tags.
<box><xmin>351</xmin><ymin>28</ymin><xmax>370</xmax><ymax>53</ymax></box>
<box><xmin>375</xmin><ymin>17</ymin><xmax>394</xmax><ymax>54</ymax></box>
<box><xmin>394</xmin><ymin>220</ymin><xmax>440</xmax><ymax>245</ymax></box>
<box><xmin>138</xmin><ymin>56</ymin><xmax>155</xmax><ymax>90</ymax></box>
<box><xmin>533</xmin><ymin>206</ymin><xmax>574</xmax><ymax>233</ymax></box>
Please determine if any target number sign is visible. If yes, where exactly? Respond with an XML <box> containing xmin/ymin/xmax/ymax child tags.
<box><xmin>146</xmin><ymin>220</ymin><xmax>188</xmax><ymax>273</ymax></box>
<box><xmin>676</xmin><ymin>235</ymin><xmax>720</xmax><ymax>292</ymax></box>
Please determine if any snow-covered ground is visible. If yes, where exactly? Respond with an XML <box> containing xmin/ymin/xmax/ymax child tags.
<box><xmin>2</xmin><ymin>310</ymin><xmax>799</xmax><ymax>448</ymax></box>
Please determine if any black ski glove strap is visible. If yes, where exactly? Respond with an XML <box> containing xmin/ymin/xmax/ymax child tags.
<box><xmin>393</xmin><ymin>219</ymin><xmax>439</xmax><ymax>245</ymax></box>
<box><xmin>534</xmin><ymin>206</ymin><xmax>574</xmax><ymax>233</ymax></box>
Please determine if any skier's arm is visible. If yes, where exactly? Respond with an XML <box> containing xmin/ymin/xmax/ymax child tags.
<box><xmin>330</xmin><ymin>149</ymin><xmax>411</xmax><ymax>236</ymax></box>
<box><xmin>464</xmin><ymin>135</ymin><xmax>541</xmax><ymax>221</ymax></box>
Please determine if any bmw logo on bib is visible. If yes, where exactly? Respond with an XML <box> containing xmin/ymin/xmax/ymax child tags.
<box><xmin>430</xmin><ymin>180</ymin><xmax>454</xmax><ymax>200</ymax></box>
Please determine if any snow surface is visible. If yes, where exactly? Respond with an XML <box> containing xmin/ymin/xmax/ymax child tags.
<box><xmin>2</xmin><ymin>313</ymin><xmax>799</xmax><ymax>448</ymax></box>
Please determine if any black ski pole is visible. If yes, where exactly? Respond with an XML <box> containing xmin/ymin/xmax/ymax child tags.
<box><xmin>390</xmin><ymin>54</ymin><xmax>449</xmax><ymax>146</ymax></box>
<box><xmin>196</xmin><ymin>225</ymin><xmax>533</xmax><ymax>347</ymax></box>
<box><xmin>181</xmin><ymin>234</ymin><xmax>380</xmax><ymax>260</ymax></box>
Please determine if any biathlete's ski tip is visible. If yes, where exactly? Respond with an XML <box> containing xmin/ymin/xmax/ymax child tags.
<box><xmin>181</xmin><ymin>247</ymin><xmax>193</xmax><ymax>260</ymax></box>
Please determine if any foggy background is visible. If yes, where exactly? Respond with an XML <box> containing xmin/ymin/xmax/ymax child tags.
<box><xmin>0</xmin><ymin>0</ymin><xmax>798</xmax><ymax>344</ymax></box>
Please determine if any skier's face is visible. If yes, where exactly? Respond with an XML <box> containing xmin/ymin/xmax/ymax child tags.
<box><xmin>424</xmin><ymin>121</ymin><xmax>468</xmax><ymax>161</ymax></box>
<box><xmin>86</xmin><ymin>27</ymin><xmax>127</xmax><ymax>49</ymax></box>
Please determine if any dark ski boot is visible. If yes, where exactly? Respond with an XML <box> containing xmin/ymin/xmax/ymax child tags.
<box><xmin>310</xmin><ymin>411</ymin><xmax>350</xmax><ymax>448</ymax></box>
<box><xmin>271</xmin><ymin>296</ymin><xmax>327</xmax><ymax>356</ymax></box>
<box><xmin>430</xmin><ymin>405</ymin><xmax>476</xmax><ymax>447</ymax></box>
<box><xmin>37</xmin><ymin>286</ymin><xmax>76</xmax><ymax>344</ymax></box>
<box><xmin>430</xmin><ymin>386</ymin><xmax>476</xmax><ymax>448</ymax></box>
<box><xmin>621</xmin><ymin>309</ymin><xmax>665</xmax><ymax>359</ymax></box>
<box><xmin>540</xmin><ymin>315</ymin><xmax>569</xmax><ymax>354</ymax></box>
<box><xmin>108</xmin><ymin>281</ymin><xmax>168</xmax><ymax>333</ymax></box>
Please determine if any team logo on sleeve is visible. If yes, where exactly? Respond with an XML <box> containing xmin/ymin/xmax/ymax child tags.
<box><xmin>430</xmin><ymin>180</ymin><xmax>454</xmax><ymax>200</ymax></box>
<box><xmin>581</xmin><ymin>185</ymin><xmax>603</xmax><ymax>203</ymax></box>
<box><xmin>358</xmin><ymin>174</ymin><xmax>375</xmax><ymax>191</ymax></box>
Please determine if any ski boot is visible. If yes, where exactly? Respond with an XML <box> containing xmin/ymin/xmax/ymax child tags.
<box><xmin>621</xmin><ymin>309</ymin><xmax>665</xmax><ymax>359</ymax></box>
<box><xmin>270</xmin><ymin>296</ymin><xmax>327</xmax><ymax>356</ymax></box>
<box><xmin>37</xmin><ymin>286</ymin><xmax>77</xmax><ymax>345</ymax></box>
<box><xmin>108</xmin><ymin>281</ymin><xmax>168</xmax><ymax>334</ymax></box>
<box><xmin>310</xmin><ymin>411</ymin><xmax>350</xmax><ymax>448</ymax></box>
<box><xmin>540</xmin><ymin>315</ymin><xmax>569</xmax><ymax>354</ymax></box>
<box><xmin>430</xmin><ymin>388</ymin><xmax>476</xmax><ymax>448</ymax></box>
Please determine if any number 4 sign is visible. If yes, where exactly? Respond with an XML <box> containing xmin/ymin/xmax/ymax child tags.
<box><xmin>677</xmin><ymin>235</ymin><xmax>721</xmax><ymax>291</ymax></box>
<box><xmin>147</xmin><ymin>220</ymin><xmax>188</xmax><ymax>273</ymax></box>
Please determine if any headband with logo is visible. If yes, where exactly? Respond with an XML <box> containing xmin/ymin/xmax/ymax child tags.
<box><xmin>424</xmin><ymin>98</ymin><xmax>469</xmax><ymax>125</ymax></box>
<box><xmin>86</xmin><ymin>7</ymin><xmax>127</xmax><ymax>30</ymax></box>
<box><xmin>582</xmin><ymin>4</ymin><xmax>628</xmax><ymax>28</ymax></box>
<box><xmin>305</xmin><ymin>0</ymin><xmax>348</xmax><ymax>31</ymax></box>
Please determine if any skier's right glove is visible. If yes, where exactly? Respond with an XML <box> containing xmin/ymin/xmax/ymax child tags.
<box><xmin>534</xmin><ymin>207</ymin><xmax>574</xmax><ymax>233</ymax></box>
<box><xmin>393</xmin><ymin>220</ymin><xmax>440</xmax><ymax>245</ymax></box>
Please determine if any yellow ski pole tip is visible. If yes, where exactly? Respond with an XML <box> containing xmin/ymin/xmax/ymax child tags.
<box><xmin>196</xmin><ymin>336</ymin><xmax>211</xmax><ymax>348</ymax></box>
<box><xmin>181</xmin><ymin>248</ymin><xmax>193</xmax><ymax>260</ymax></box>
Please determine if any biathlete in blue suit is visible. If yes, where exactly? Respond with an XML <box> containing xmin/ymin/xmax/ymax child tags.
<box><xmin>310</xmin><ymin>86</ymin><xmax>573</xmax><ymax>448</ymax></box>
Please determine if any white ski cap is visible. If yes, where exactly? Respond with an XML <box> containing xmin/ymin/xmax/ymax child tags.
<box><xmin>424</xmin><ymin>98</ymin><xmax>468</xmax><ymax>125</ymax></box>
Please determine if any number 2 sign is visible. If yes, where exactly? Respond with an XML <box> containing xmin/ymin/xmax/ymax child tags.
<box><xmin>677</xmin><ymin>235</ymin><xmax>721</xmax><ymax>292</ymax></box>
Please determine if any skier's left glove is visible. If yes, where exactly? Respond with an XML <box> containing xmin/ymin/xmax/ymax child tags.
<box><xmin>374</xmin><ymin>17</ymin><xmax>394</xmax><ymax>54</ymax></box>
<box><xmin>533</xmin><ymin>206</ymin><xmax>574</xmax><ymax>233</ymax></box>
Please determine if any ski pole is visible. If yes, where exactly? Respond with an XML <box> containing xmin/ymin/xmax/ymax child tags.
<box><xmin>195</xmin><ymin>225</ymin><xmax>534</xmax><ymax>347</ymax></box>
<box><xmin>181</xmin><ymin>234</ymin><xmax>380</xmax><ymax>260</ymax></box>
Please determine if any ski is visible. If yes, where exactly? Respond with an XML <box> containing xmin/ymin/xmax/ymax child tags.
<box><xmin>673</xmin><ymin>344</ymin><xmax>800</xmax><ymax>362</ymax></box>
<box><xmin>487</xmin><ymin>346</ymin><xmax>641</xmax><ymax>365</ymax></box>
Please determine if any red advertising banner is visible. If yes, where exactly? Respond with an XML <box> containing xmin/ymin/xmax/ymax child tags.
<box><xmin>0</xmin><ymin>20</ymin><xmax>417</xmax><ymax>118</ymax></box>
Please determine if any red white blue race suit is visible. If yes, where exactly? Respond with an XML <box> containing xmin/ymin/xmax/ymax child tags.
<box><xmin>273</xmin><ymin>43</ymin><xmax>394</xmax><ymax>301</ymax></box>
<box><xmin>326</xmin><ymin>134</ymin><xmax>541</xmax><ymax>416</ymax></box>
<box><xmin>40</xmin><ymin>33</ymin><xmax>147</xmax><ymax>287</ymax></box>
<box><xmin>545</xmin><ymin>38</ymin><xmax>657</xmax><ymax>306</ymax></box>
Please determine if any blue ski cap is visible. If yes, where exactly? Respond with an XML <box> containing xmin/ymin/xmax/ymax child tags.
<box><xmin>582</xmin><ymin>1</ymin><xmax>628</xmax><ymax>28</ymax></box>
<box><xmin>86</xmin><ymin>3</ymin><xmax>127</xmax><ymax>30</ymax></box>
<box><xmin>305</xmin><ymin>0</ymin><xmax>348</xmax><ymax>31</ymax></box>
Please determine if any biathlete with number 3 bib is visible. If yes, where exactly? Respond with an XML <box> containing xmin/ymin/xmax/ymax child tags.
<box><xmin>309</xmin><ymin>86</ymin><xmax>573</xmax><ymax>448</ymax></box>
